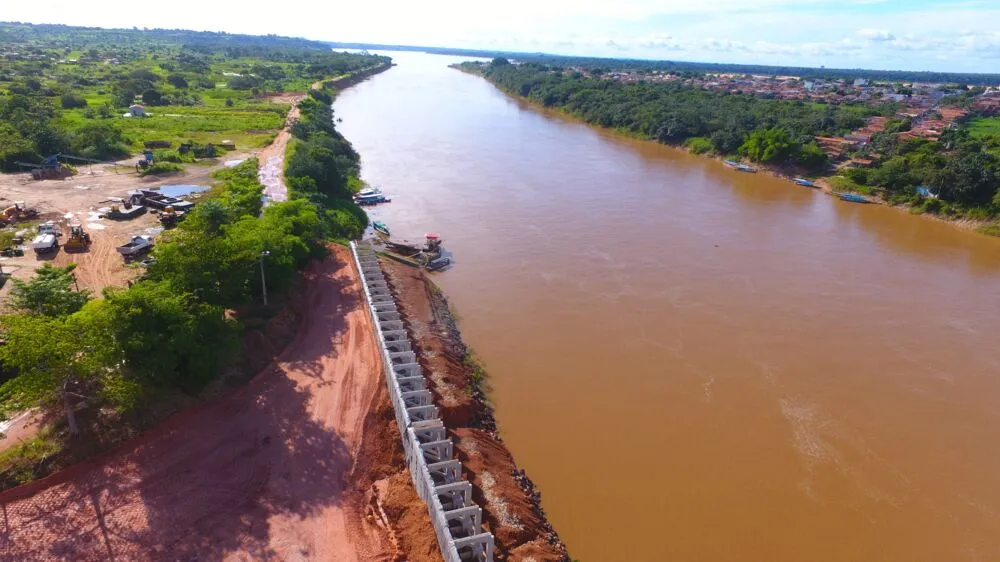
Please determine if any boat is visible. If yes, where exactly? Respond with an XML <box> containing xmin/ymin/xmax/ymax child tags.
<box><xmin>793</xmin><ymin>178</ymin><xmax>816</xmax><ymax>187</ymax></box>
<box><xmin>132</xmin><ymin>189</ymin><xmax>195</xmax><ymax>211</ymax></box>
<box><xmin>723</xmin><ymin>160</ymin><xmax>740</xmax><ymax>168</ymax></box>
<box><xmin>836</xmin><ymin>193</ymin><xmax>869</xmax><ymax>203</ymax></box>
<box><xmin>426</xmin><ymin>256</ymin><xmax>451</xmax><ymax>271</ymax></box>
<box><xmin>736</xmin><ymin>164</ymin><xmax>757</xmax><ymax>173</ymax></box>
<box><xmin>356</xmin><ymin>186</ymin><xmax>381</xmax><ymax>198</ymax></box>
<box><xmin>372</xmin><ymin>221</ymin><xmax>390</xmax><ymax>237</ymax></box>
<box><xmin>356</xmin><ymin>193</ymin><xmax>391</xmax><ymax>206</ymax></box>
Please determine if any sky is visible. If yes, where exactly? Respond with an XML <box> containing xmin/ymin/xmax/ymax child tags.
<box><xmin>5</xmin><ymin>0</ymin><xmax>1000</xmax><ymax>73</ymax></box>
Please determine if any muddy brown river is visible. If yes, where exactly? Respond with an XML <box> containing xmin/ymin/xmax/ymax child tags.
<box><xmin>335</xmin><ymin>51</ymin><xmax>1000</xmax><ymax>561</ymax></box>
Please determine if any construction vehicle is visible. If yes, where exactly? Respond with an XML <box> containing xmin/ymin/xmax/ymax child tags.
<box><xmin>64</xmin><ymin>224</ymin><xmax>92</xmax><ymax>252</ymax></box>
<box><xmin>117</xmin><ymin>235</ymin><xmax>153</xmax><ymax>260</ymax></box>
<box><xmin>158</xmin><ymin>205</ymin><xmax>185</xmax><ymax>227</ymax></box>
<box><xmin>136</xmin><ymin>150</ymin><xmax>155</xmax><ymax>172</ymax></box>
<box><xmin>0</xmin><ymin>202</ymin><xmax>40</xmax><ymax>226</ymax></box>
<box><xmin>32</xmin><ymin>234</ymin><xmax>58</xmax><ymax>255</ymax></box>
<box><xmin>38</xmin><ymin>221</ymin><xmax>60</xmax><ymax>237</ymax></box>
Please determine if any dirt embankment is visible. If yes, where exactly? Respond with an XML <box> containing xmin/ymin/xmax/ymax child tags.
<box><xmin>0</xmin><ymin>247</ymin><xmax>438</xmax><ymax>561</ymax></box>
<box><xmin>382</xmin><ymin>260</ymin><xmax>570</xmax><ymax>561</ymax></box>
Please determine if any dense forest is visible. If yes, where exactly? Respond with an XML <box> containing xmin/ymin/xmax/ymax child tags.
<box><xmin>464</xmin><ymin>59</ymin><xmax>1000</xmax><ymax>223</ymax></box>
<box><xmin>331</xmin><ymin>42</ymin><xmax>1000</xmax><ymax>85</ymax></box>
<box><xmin>0</xmin><ymin>22</ymin><xmax>389</xmax><ymax>169</ymax></box>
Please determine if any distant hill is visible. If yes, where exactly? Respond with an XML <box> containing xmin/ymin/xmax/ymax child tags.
<box><xmin>328</xmin><ymin>42</ymin><xmax>1000</xmax><ymax>86</ymax></box>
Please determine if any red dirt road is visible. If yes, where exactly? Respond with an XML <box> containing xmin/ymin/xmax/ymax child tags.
<box><xmin>0</xmin><ymin>246</ymin><xmax>395</xmax><ymax>561</ymax></box>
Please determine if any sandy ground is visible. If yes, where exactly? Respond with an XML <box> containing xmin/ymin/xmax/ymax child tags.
<box><xmin>381</xmin><ymin>260</ymin><xmax>569</xmax><ymax>560</ymax></box>
<box><xmin>257</xmin><ymin>92</ymin><xmax>309</xmax><ymax>204</ymax></box>
<box><xmin>0</xmin><ymin>247</ymin><xmax>436</xmax><ymax>561</ymax></box>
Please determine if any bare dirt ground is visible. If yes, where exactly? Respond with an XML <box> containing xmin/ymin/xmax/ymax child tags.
<box><xmin>382</xmin><ymin>260</ymin><xmax>569</xmax><ymax>560</ymax></box>
<box><xmin>257</xmin><ymin>93</ymin><xmax>307</xmax><ymax>203</ymax></box>
<box><xmin>0</xmin><ymin>247</ymin><xmax>437</xmax><ymax>561</ymax></box>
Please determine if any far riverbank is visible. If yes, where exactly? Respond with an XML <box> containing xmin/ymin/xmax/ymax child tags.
<box><xmin>452</xmin><ymin>64</ymin><xmax>1000</xmax><ymax>238</ymax></box>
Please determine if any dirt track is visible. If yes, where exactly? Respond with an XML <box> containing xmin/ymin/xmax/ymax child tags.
<box><xmin>0</xmin><ymin>247</ymin><xmax>408</xmax><ymax>561</ymax></box>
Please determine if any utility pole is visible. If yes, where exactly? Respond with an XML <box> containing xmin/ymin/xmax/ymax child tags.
<box><xmin>259</xmin><ymin>250</ymin><xmax>270</xmax><ymax>306</ymax></box>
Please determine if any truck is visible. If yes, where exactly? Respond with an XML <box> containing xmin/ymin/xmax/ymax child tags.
<box><xmin>32</xmin><ymin>234</ymin><xmax>58</xmax><ymax>255</ymax></box>
<box><xmin>37</xmin><ymin>222</ymin><xmax>60</xmax><ymax>236</ymax></box>
<box><xmin>116</xmin><ymin>235</ymin><xmax>153</xmax><ymax>260</ymax></box>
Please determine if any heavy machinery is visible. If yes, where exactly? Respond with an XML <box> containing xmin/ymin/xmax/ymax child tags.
<box><xmin>117</xmin><ymin>235</ymin><xmax>153</xmax><ymax>261</ymax></box>
<box><xmin>136</xmin><ymin>150</ymin><xmax>155</xmax><ymax>171</ymax></box>
<box><xmin>64</xmin><ymin>224</ymin><xmax>92</xmax><ymax>253</ymax></box>
<box><xmin>158</xmin><ymin>205</ymin><xmax>185</xmax><ymax>227</ymax></box>
<box><xmin>0</xmin><ymin>202</ymin><xmax>40</xmax><ymax>226</ymax></box>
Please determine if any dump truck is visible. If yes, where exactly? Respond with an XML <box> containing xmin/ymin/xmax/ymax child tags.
<box><xmin>32</xmin><ymin>234</ymin><xmax>58</xmax><ymax>255</ymax></box>
<box><xmin>117</xmin><ymin>235</ymin><xmax>153</xmax><ymax>260</ymax></box>
<box><xmin>64</xmin><ymin>224</ymin><xmax>91</xmax><ymax>252</ymax></box>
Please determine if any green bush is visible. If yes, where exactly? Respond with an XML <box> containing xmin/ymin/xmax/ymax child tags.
<box><xmin>139</xmin><ymin>162</ymin><xmax>183</xmax><ymax>176</ymax></box>
<box><xmin>976</xmin><ymin>223</ymin><xmax>1000</xmax><ymax>237</ymax></box>
<box><xmin>684</xmin><ymin>137</ymin><xmax>713</xmax><ymax>155</ymax></box>
<box><xmin>60</xmin><ymin>92</ymin><xmax>88</xmax><ymax>109</ymax></box>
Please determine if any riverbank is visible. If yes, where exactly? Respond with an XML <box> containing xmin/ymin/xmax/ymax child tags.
<box><xmin>454</xmin><ymin>63</ymin><xmax>1000</xmax><ymax>237</ymax></box>
<box><xmin>380</xmin><ymin>259</ymin><xmax>570</xmax><ymax>560</ymax></box>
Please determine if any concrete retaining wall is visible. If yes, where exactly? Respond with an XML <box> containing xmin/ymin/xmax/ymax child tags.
<box><xmin>351</xmin><ymin>242</ymin><xmax>495</xmax><ymax>562</ymax></box>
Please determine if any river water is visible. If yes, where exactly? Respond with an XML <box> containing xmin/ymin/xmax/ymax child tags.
<box><xmin>335</xmin><ymin>51</ymin><xmax>1000</xmax><ymax>561</ymax></box>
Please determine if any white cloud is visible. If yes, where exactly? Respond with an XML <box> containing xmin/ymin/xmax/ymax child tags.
<box><xmin>856</xmin><ymin>29</ymin><xmax>896</xmax><ymax>42</ymax></box>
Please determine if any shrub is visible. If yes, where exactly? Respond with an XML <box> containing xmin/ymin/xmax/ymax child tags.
<box><xmin>684</xmin><ymin>137</ymin><xmax>713</xmax><ymax>155</ymax></box>
<box><xmin>60</xmin><ymin>92</ymin><xmax>88</xmax><ymax>109</ymax></box>
<box><xmin>139</xmin><ymin>162</ymin><xmax>183</xmax><ymax>176</ymax></box>
<box><xmin>976</xmin><ymin>223</ymin><xmax>1000</xmax><ymax>237</ymax></box>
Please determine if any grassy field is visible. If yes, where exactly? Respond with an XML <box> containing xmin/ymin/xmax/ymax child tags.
<box><xmin>967</xmin><ymin>116</ymin><xmax>1000</xmax><ymax>139</ymax></box>
<box><xmin>57</xmin><ymin>104</ymin><xmax>286</xmax><ymax>151</ymax></box>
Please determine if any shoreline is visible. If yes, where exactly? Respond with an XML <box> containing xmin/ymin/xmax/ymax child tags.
<box><xmin>454</xmin><ymin>65</ymin><xmax>1000</xmax><ymax>237</ymax></box>
<box><xmin>380</xmin><ymin>259</ymin><xmax>571</xmax><ymax>560</ymax></box>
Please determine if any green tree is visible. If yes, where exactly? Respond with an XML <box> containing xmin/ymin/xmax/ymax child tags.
<box><xmin>60</xmin><ymin>92</ymin><xmax>88</xmax><ymax>109</ymax></box>
<box><xmin>166</xmin><ymin>74</ymin><xmax>188</xmax><ymax>88</ymax></box>
<box><xmin>739</xmin><ymin>127</ymin><xmax>797</xmax><ymax>164</ymax></box>
<box><xmin>0</xmin><ymin>314</ymin><xmax>112</xmax><ymax>434</ymax></box>
<box><xmin>101</xmin><ymin>282</ymin><xmax>238</xmax><ymax>391</ymax></box>
<box><xmin>8</xmin><ymin>264</ymin><xmax>90</xmax><ymax>317</ymax></box>
<box><xmin>794</xmin><ymin>141</ymin><xmax>829</xmax><ymax>171</ymax></box>
<box><xmin>69</xmin><ymin>122</ymin><xmax>130</xmax><ymax>160</ymax></box>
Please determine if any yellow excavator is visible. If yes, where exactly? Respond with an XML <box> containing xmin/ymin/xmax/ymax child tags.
<box><xmin>64</xmin><ymin>224</ymin><xmax>92</xmax><ymax>253</ymax></box>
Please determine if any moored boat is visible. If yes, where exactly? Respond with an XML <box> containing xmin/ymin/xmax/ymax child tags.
<box><xmin>736</xmin><ymin>164</ymin><xmax>757</xmax><ymax>173</ymax></box>
<box><xmin>793</xmin><ymin>178</ymin><xmax>816</xmax><ymax>187</ymax></box>
<box><xmin>836</xmin><ymin>193</ymin><xmax>869</xmax><ymax>203</ymax></box>
<box><xmin>372</xmin><ymin>221</ymin><xmax>390</xmax><ymax>237</ymax></box>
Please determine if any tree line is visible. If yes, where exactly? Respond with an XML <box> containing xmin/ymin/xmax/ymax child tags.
<box><xmin>469</xmin><ymin>59</ymin><xmax>1000</xmax><ymax>221</ymax></box>
<box><xmin>468</xmin><ymin>59</ymin><xmax>895</xmax><ymax>172</ymax></box>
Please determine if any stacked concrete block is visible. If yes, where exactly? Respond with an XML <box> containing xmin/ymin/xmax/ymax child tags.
<box><xmin>351</xmin><ymin>242</ymin><xmax>495</xmax><ymax>562</ymax></box>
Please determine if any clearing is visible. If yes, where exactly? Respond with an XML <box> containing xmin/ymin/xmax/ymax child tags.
<box><xmin>0</xmin><ymin>247</ymin><xmax>434</xmax><ymax>560</ymax></box>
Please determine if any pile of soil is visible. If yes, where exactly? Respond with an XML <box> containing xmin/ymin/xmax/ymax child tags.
<box><xmin>382</xmin><ymin>260</ymin><xmax>569</xmax><ymax>561</ymax></box>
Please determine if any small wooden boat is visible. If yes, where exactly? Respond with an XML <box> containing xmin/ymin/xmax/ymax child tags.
<box><xmin>793</xmin><ymin>178</ymin><xmax>816</xmax><ymax>187</ymax></box>
<box><xmin>372</xmin><ymin>221</ymin><xmax>390</xmax><ymax>237</ymax></box>
<box><xmin>836</xmin><ymin>193</ymin><xmax>869</xmax><ymax>203</ymax></box>
<box><xmin>723</xmin><ymin>160</ymin><xmax>740</xmax><ymax>168</ymax></box>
